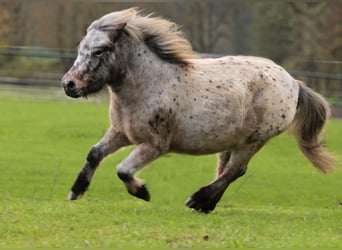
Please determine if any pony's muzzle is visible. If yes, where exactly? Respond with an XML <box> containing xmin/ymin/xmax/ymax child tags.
<box><xmin>62</xmin><ymin>79</ymin><xmax>80</xmax><ymax>98</ymax></box>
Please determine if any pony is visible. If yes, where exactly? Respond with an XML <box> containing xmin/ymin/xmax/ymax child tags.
<box><xmin>61</xmin><ymin>7</ymin><xmax>337</xmax><ymax>213</ymax></box>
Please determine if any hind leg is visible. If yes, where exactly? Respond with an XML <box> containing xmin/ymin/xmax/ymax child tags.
<box><xmin>186</xmin><ymin>143</ymin><xmax>263</xmax><ymax>213</ymax></box>
<box><xmin>216</xmin><ymin>151</ymin><xmax>231</xmax><ymax>177</ymax></box>
<box><xmin>217</xmin><ymin>151</ymin><xmax>247</xmax><ymax>179</ymax></box>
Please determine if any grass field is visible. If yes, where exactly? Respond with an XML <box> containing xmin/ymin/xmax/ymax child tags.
<box><xmin>0</xmin><ymin>86</ymin><xmax>341</xmax><ymax>248</ymax></box>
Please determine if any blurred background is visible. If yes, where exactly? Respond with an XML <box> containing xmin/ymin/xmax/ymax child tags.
<box><xmin>0</xmin><ymin>1</ymin><xmax>341</xmax><ymax>106</ymax></box>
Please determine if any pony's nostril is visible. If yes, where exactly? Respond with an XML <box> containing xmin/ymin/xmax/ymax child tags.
<box><xmin>63</xmin><ymin>79</ymin><xmax>80</xmax><ymax>98</ymax></box>
<box><xmin>66</xmin><ymin>80</ymin><xmax>76</xmax><ymax>91</ymax></box>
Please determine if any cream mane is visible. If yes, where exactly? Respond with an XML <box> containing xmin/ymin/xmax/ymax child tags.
<box><xmin>88</xmin><ymin>7</ymin><xmax>198</xmax><ymax>65</ymax></box>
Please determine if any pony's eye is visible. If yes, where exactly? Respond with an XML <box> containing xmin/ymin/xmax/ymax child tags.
<box><xmin>92</xmin><ymin>49</ymin><xmax>104</xmax><ymax>57</ymax></box>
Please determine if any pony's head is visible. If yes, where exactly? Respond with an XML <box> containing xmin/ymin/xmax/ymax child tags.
<box><xmin>62</xmin><ymin>7</ymin><xmax>196</xmax><ymax>98</ymax></box>
<box><xmin>61</xmin><ymin>12</ymin><xmax>129</xmax><ymax>98</ymax></box>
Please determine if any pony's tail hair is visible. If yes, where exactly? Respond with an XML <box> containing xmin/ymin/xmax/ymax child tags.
<box><xmin>290</xmin><ymin>80</ymin><xmax>338</xmax><ymax>174</ymax></box>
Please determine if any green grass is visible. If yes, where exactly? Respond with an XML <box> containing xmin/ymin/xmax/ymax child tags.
<box><xmin>0</xmin><ymin>86</ymin><xmax>341</xmax><ymax>248</ymax></box>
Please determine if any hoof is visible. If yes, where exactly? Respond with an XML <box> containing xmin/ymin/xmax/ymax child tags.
<box><xmin>129</xmin><ymin>184</ymin><xmax>150</xmax><ymax>201</ymax></box>
<box><xmin>68</xmin><ymin>191</ymin><xmax>83</xmax><ymax>200</ymax></box>
<box><xmin>185</xmin><ymin>196</ymin><xmax>215</xmax><ymax>214</ymax></box>
<box><xmin>185</xmin><ymin>186</ymin><xmax>223</xmax><ymax>213</ymax></box>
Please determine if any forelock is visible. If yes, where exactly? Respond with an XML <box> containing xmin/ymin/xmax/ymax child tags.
<box><xmin>80</xmin><ymin>29</ymin><xmax>112</xmax><ymax>51</ymax></box>
<box><xmin>87</xmin><ymin>7</ymin><xmax>138</xmax><ymax>32</ymax></box>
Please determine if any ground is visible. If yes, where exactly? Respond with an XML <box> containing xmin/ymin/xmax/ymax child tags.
<box><xmin>0</xmin><ymin>84</ymin><xmax>341</xmax><ymax>247</ymax></box>
<box><xmin>331</xmin><ymin>105</ymin><xmax>342</xmax><ymax>118</ymax></box>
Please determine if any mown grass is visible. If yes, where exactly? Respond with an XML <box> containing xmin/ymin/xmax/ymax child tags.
<box><xmin>0</xmin><ymin>86</ymin><xmax>341</xmax><ymax>248</ymax></box>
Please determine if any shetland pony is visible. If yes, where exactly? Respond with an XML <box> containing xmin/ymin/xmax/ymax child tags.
<box><xmin>62</xmin><ymin>8</ymin><xmax>336</xmax><ymax>213</ymax></box>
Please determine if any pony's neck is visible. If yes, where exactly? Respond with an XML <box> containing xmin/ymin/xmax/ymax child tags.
<box><xmin>126</xmin><ymin>43</ymin><xmax>176</xmax><ymax>85</ymax></box>
<box><xmin>109</xmin><ymin>42</ymin><xmax>176</xmax><ymax>103</ymax></box>
<box><xmin>128</xmin><ymin>43</ymin><xmax>174</xmax><ymax>80</ymax></box>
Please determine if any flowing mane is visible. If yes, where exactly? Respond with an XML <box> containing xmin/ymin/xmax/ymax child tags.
<box><xmin>88</xmin><ymin>7</ymin><xmax>198</xmax><ymax>65</ymax></box>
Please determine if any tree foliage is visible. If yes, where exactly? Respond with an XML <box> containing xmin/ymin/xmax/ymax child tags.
<box><xmin>0</xmin><ymin>1</ymin><xmax>340</xmax><ymax>70</ymax></box>
<box><xmin>251</xmin><ymin>2</ymin><xmax>293</xmax><ymax>63</ymax></box>
<box><xmin>0</xmin><ymin>3</ymin><xmax>14</xmax><ymax>47</ymax></box>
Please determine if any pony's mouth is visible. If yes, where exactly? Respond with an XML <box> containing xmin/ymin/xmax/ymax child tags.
<box><xmin>63</xmin><ymin>86</ymin><xmax>83</xmax><ymax>98</ymax></box>
<box><xmin>63</xmin><ymin>81</ymin><xmax>106</xmax><ymax>99</ymax></box>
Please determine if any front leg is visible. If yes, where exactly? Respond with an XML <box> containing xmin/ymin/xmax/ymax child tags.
<box><xmin>69</xmin><ymin>128</ymin><xmax>130</xmax><ymax>200</ymax></box>
<box><xmin>116</xmin><ymin>143</ymin><xmax>164</xmax><ymax>201</ymax></box>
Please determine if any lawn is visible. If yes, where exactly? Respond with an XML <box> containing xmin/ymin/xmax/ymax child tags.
<box><xmin>0</xmin><ymin>86</ymin><xmax>341</xmax><ymax>248</ymax></box>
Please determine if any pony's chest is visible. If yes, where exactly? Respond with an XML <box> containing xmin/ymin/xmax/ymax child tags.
<box><xmin>121</xmin><ymin>111</ymin><xmax>147</xmax><ymax>144</ymax></box>
<box><xmin>120</xmin><ymin>105</ymin><xmax>174</xmax><ymax>145</ymax></box>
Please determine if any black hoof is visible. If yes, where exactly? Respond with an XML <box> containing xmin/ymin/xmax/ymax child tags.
<box><xmin>69</xmin><ymin>172</ymin><xmax>89</xmax><ymax>200</ymax></box>
<box><xmin>185</xmin><ymin>196</ymin><xmax>215</xmax><ymax>214</ymax></box>
<box><xmin>185</xmin><ymin>186</ymin><xmax>222</xmax><ymax>213</ymax></box>
<box><xmin>130</xmin><ymin>184</ymin><xmax>150</xmax><ymax>202</ymax></box>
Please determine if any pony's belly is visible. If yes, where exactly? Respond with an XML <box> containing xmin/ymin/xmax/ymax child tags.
<box><xmin>170</xmin><ymin>126</ymin><xmax>242</xmax><ymax>155</ymax></box>
<box><xmin>171</xmin><ymin>143</ymin><xmax>235</xmax><ymax>155</ymax></box>
<box><xmin>171</xmin><ymin>139</ymin><xmax>238</xmax><ymax>155</ymax></box>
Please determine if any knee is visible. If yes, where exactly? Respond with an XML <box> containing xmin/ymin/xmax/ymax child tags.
<box><xmin>117</xmin><ymin>171</ymin><xmax>131</xmax><ymax>182</ymax></box>
<box><xmin>116</xmin><ymin>163</ymin><xmax>132</xmax><ymax>182</ymax></box>
<box><xmin>87</xmin><ymin>146</ymin><xmax>103</xmax><ymax>165</ymax></box>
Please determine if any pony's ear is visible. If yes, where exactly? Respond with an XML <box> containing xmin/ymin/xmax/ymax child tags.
<box><xmin>100</xmin><ymin>23</ymin><xmax>127</xmax><ymax>43</ymax></box>
<box><xmin>111</xmin><ymin>23</ymin><xmax>127</xmax><ymax>43</ymax></box>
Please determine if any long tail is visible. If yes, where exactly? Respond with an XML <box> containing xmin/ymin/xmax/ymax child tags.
<box><xmin>290</xmin><ymin>80</ymin><xmax>337</xmax><ymax>174</ymax></box>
